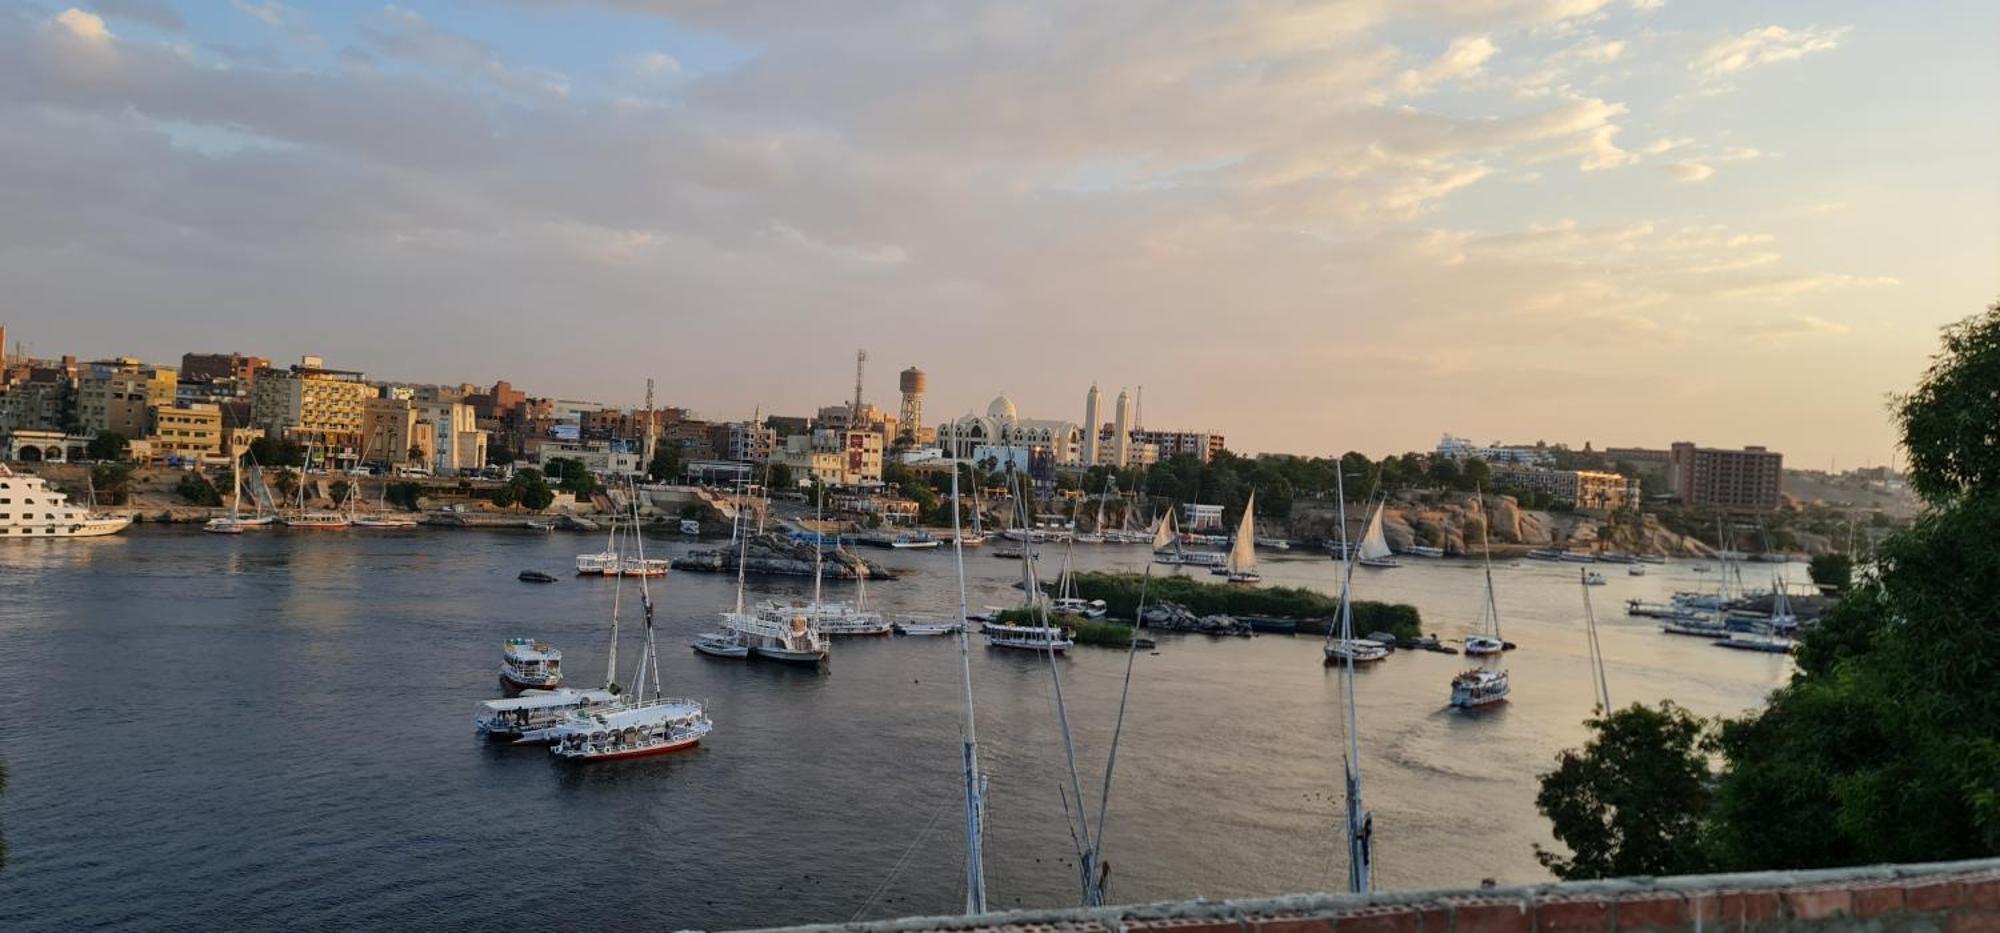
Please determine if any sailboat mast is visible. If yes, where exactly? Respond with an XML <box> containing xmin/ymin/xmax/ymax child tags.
<box><xmin>1334</xmin><ymin>470</ymin><xmax>1372</xmax><ymax>893</ymax></box>
<box><xmin>948</xmin><ymin>465</ymin><xmax>987</xmax><ymax>915</ymax></box>
<box><xmin>733</xmin><ymin>481</ymin><xmax>749</xmax><ymax>614</ymax></box>
<box><xmin>1581</xmin><ymin>568</ymin><xmax>1612</xmax><ymax>712</ymax></box>
<box><xmin>1478</xmin><ymin>487</ymin><xmax>1499</xmax><ymax>640</ymax></box>
<box><xmin>813</xmin><ymin>488</ymin><xmax>824</xmax><ymax>606</ymax></box>
<box><xmin>604</xmin><ymin>517</ymin><xmax>623</xmax><ymax>691</ymax></box>
<box><xmin>632</xmin><ymin>487</ymin><xmax>662</xmax><ymax>701</ymax></box>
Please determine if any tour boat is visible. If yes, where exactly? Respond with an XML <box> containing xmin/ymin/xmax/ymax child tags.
<box><xmin>351</xmin><ymin>516</ymin><xmax>418</xmax><ymax>528</ymax></box>
<box><xmin>1628</xmin><ymin>565</ymin><xmax>1647</xmax><ymax>577</ymax></box>
<box><xmin>1583</xmin><ymin>571</ymin><xmax>1607</xmax><ymax>586</ymax></box>
<box><xmin>1449</xmin><ymin>668</ymin><xmax>1510</xmax><ymax>708</ymax></box>
<box><xmin>766</xmin><ymin>508</ymin><xmax>889</xmax><ymax>636</ymax></box>
<box><xmin>619</xmin><ymin>557</ymin><xmax>671</xmax><ymax>577</ymax></box>
<box><xmin>550</xmin><ymin>695</ymin><xmax>713</xmax><ymax>762</ymax></box>
<box><xmin>1255</xmin><ymin>537</ymin><xmax>1292</xmax><ymax>551</ymax></box>
<box><xmin>1324</xmin><ymin>638</ymin><xmax>1390</xmax><ymax>663</ymax></box>
<box><xmin>499</xmin><ymin>638</ymin><xmax>564</xmax><ymax>693</ymax></box>
<box><xmin>475</xmin><ymin>687</ymin><xmax>618</xmax><ymax>742</ymax></box>
<box><xmin>1637</xmin><ymin>553</ymin><xmax>1668</xmax><ymax>564</ymax></box>
<box><xmin>888</xmin><ymin>531</ymin><xmax>940</xmax><ymax>549</ymax></box>
<box><xmin>0</xmin><ymin>466</ymin><xmax>131</xmax><ymax>539</ymax></box>
<box><xmin>1526</xmin><ymin>548</ymin><xmax>1564</xmax><ymax>561</ymax></box>
<box><xmin>983</xmin><ymin>622</ymin><xmax>1073</xmax><ymax>653</ymax></box>
<box><xmin>680</xmin><ymin>519</ymin><xmax>701</xmax><ymax>535</ymax></box>
<box><xmin>723</xmin><ymin>610</ymin><xmax>831</xmax><ymax>663</ymax></box>
<box><xmin>1354</xmin><ymin>501</ymin><xmax>1400</xmax><ymax>569</ymax></box>
<box><xmin>691</xmin><ymin>629</ymin><xmax>751</xmax><ymax>659</ymax></box>
<box><xmin>1560</xmin><ymin>551</ymin><xmax>1598</xmax><ymax>563</ymax></box>
<box><xmin>894</xmin><ymin>620</ymin><xmax>962</xmax><ymax>636</ymax></box>
<box><xmin>1400</xmin><ymin>544</ymin><xmax>1445</xmax><ymax>559</ymax></box>
<box><xmin>1155</xmin><ymin>550</ymin><xmax>1226</xmax><ymax>567</ymax></box>
<box><xmin>1660</xmin><ymin>616</ymin><xmax>1730</xmax><ymax>637</ymax></box>
<box><xmin>284</xmin><ymin>511</ymin><xmax>351</xmax><ymax>529</ymax></box>
<box><xmin>1051</xmin><ymin>597</ymin><xmax>1107</xmax><ymax>619</ymax></box>
<box><xmin>576</xmin><ymin>521</ymin><xmax>621</xmax><ymax>575</ymax></box>
<box><xmin>1222</xmin><ymin>495</ymin><xmax>1263</xmax><ymax>583</ymax></box>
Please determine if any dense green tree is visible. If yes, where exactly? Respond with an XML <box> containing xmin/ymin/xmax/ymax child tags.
<box><xmin>86</xmin><ymin>432</ymin><xmax>129</xmax><ymax>462</ymax></box>
<box><xmin>1534</xmin><ymin>702</ymin><xmax>1714</xmax><ymax>880</ymax></box>
<box><xmin>544</xmin><ymin>457</ymin><xmax>599</xmax><ymax>498</ymax></box>
<box><xmin>175</xmin><ymin>471</ymin><xmax>223</xmax><ymax>506</ymax></box>
<box><xmin>1703</xmin><ymin>298</ymin><xmax>2000</xmax><ymax>871</ymax></box>
<box><xmin>485</xmin><ymin>442</ymin><xmax>513</xmax><ymax>466</ymax></box>
<box><xmin>1462</xmin><ymin>457</ymin><xmax>1491</xmax><ymax>491</ymax></box>
<box><xmin>491</xmin><ymin>483</ymin><xmax>519</xmax><ymax>508</ymax></box>
<box><xmin>647</xmin><ymin>443</ymin><xmax>682</xmax><ymax>484</ymax></box>
<box><xmin>492</xmin><ymin>469</ymin><xmax>554</xmax><ymax>510</ymax></box>
<box><xmin>90</xmin><ymin>464</ymin><xmax>134</xmax><ymax>505</ymax></box>
<box><xmin>385</xmin><ymin>482</ymin><xmax>424</xmax><ymax>511</ymax></box>
<box><xmin>248</xmin><ymin>437</ymin><xmax>306</xmax><ymax>468</ymax></box>
<box><xmin>1807</xmin><ymin>552</ymin><xmax>1854</xmax><ymax>592</ymax></box>
<box><xmin>764</xmin><ymin>462</ymin><xmax>793</xmax><ymax>491</ymax></box>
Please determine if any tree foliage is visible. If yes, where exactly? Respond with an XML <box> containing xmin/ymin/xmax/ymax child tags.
<box><xmin>1896</xmin><ymin>300</ymin><xmax>2000</xmax><ymax>502</ymax></box>
<box><xmin>175</xmin><ymin>471</ymin><xmax>223</xmax><ymax>506</ymax></box>
<box><xmin>86</xmin><ymin>432</ymin><xmax>129</xmax><ymax>462</ymax></box>
<box><xmin>384</xmin><ymin>482</ymin><xmax>424</xmax><ymax>511</ymax></box>
<box><xmin>248</xmin><ymin>436</ymin><xmax>305</xmax><ymax>468</ymax></box>
<box><xmin>543</xmin><ymin>457</ymin><xmax>599</xmax><ymax>498</ymax></box>
<box><xmin>493</xmin><ymin>469</ymin><xmax>555</xmax><ymax>511</ymax></box>
<box><xmin>1807</xmin><ymin>552</ymin><xmax>1853</xmax><ymax>591</ymax></box>
<box><xmin>1534</xmin><ymin>702</ymin><xmax>1714</xmax><ymax>880</ymax></box>
<box><xmin>647</xmin><ymin>443</ymin><xmax>681</xmax><ymax>484</ymax></box>
<box><xmin>90</xmin><ymin>464</ymin><xmax>134</xmax><ymax>505</ymax></box>
<box><xmin>765</xmin><ymin>462</ymin><xmax>793</xmax><ymax>491</ymax></box>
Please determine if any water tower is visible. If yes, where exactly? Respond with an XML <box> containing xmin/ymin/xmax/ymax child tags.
<box><xmin>898</xmin><ymin>367</ymin><xmax>927</xmax><ymax>444</ymax></box>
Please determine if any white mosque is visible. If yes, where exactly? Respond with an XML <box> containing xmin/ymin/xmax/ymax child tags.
<box><xmin>939</xmin><ymin>385</ymin><xmax>1140</xmax><ymax>468</ymax></box>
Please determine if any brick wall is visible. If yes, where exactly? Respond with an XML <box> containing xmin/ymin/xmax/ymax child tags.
<box><xmin>742</xmin><ymin>858</ymin><xmax>2000</xmax><ymax>933</ymax></box>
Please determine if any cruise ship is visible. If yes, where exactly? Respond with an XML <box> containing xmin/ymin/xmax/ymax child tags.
<box><xmin>0</xmin><ymin>466</ymin><xmax>132</xmax><ymax>539</ymax></box>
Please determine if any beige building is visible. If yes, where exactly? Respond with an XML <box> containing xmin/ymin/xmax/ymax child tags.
<box><xmin>362</xmin><ymin>397</ymin><xmax>423</xmax><ymax>465</ymax></box>
<box><xmin>250</xmin><ymin>357</ymin><xmax>371</xmax><ymax>453</ymax></box>
<box><xmin>147</xmin><ymin>404</ymin><xmax>223</xmax><ymax>460</ymax></box>
<box><xmin>78</xmin><ymin>358</ymin><xmax>178</xmax><ymax>438</ymax></box>
<box><xmin>415</xmin><ymin>399</ymin><xmax>487</xmax><ymax>473</ymax></box>
<box><xmin>780</xmin><ymin>428</ymin><xmax>883</xmax><ymax>486</ymax></box>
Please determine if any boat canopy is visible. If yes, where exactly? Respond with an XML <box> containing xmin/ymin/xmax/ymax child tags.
<box><xmin>502</xmin><ymin>639</ymin><xmax>561</xmax><ymax>662</ymax></box>
<box><xmin>479</xmin><ymin>688</ymin><xmax>617</xmax><ymax>713</ymax></box>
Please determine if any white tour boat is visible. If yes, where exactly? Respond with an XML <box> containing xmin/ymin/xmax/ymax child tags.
<box><xmin>983</xmin><ymin>621</ymin><xmax>1073</xmax><ymax>653</ymax></box>
<box><xmin>498</xmin><ymin>637</ymin><xmax>564</xmax><ymax>694</ymax></box>
<box><xmin>1583</xmin><ymin>571</ymin><xmax>1607</xmax><ymax>586</ymax></box>
<box><xmin>0</xmin><ymin>466</ymin><xmax>131</xmax><ymax>538</ymax></box>
<box><xmin>691</xmin><ymin>630</ymin><xmax>751</xmax><ymax>659</ymax></box>
<box><xmin>619</xmin><ymin>556</ymin><xmax>671</xmax><ymax>577</ymax></box>
<box><xmin>680</xmin><ymin>518</ymin><xmax>702</xmax><ymax>535</ymax></box>
<box><xmin>475</xmin><ymin>687</ymin><xmax>619</xmax><ymax>743</ymax></box>
<box><xmin>550</xmin><ymin>697</ymin><xmax>712</xmax><ymax>762</ymax></box>
<box><xmin>723</xmin><ymin>609</ymin><xmax>831</xmax><ymax>664</ymax></box>
<box><xmin>1449</xmin><ymin>668</ymin><xmax>1510</xmax><ymax>708</ymax></box>
<box><xmin>894</xmin><ymin>620</ymin><xmax>963</xmax><ymax>636</ymax></box>
<box><xmin>575</xmin><ymin>520</ymin><xmax>621</xmax><ymax>575</ymax></box>
<box><xmin>1400</xmin><ymin>544</ymin><xmax>1446</xmax><ymax>559</ymax></box>
<box><xmin>1324</xmin><ymin>638</ymin><xmax>1390</xmax><ymax>663</ymax></box>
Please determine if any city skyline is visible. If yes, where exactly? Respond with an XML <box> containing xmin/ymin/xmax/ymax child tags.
<box><xmin>2</xmin><ymin>2</ymin><xmax>1994</xmax><ymax>468</ymax></box>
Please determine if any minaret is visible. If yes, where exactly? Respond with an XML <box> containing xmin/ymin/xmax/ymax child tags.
<box><xmin>1113</xmin><ymin>387</ymin><xmax>1132</xmax><ymax>467</ymax></box>
<box><xmin>1083</xmin><ymin>383</ymin><xmax>1101</xmax><ymax>467</ymax></box>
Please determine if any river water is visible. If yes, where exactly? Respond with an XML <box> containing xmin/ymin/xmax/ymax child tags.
<box><xmin>0</xmin><ymin>528</ymin><xmax>1790</xmax><ymax>930</ymax></box>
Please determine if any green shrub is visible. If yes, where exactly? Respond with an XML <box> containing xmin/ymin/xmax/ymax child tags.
<box><xmin>1064</xmin><ymin>571</ymin><xmax>1421</xmax><ymax>639</ymax></box>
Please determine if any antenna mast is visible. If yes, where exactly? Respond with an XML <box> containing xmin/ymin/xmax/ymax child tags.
<box><xmin>852</xmin><ymin>348</ymin><xmax>868</xmax><ymax>423</ymax></box>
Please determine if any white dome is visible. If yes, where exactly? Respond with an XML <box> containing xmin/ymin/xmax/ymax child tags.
<box><xmin>987</xmin><ymin>395</ymin><xmax>1018</xmax><ymax>423</ymax></box>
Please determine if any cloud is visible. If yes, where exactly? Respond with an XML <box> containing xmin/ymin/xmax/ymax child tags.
<box><xmin>89</xmin><ymin>0</ymin><xmax>183</xmax><ymax>32</ymax></box>
<box><xmin>357</xmin><ymin>7</ymin><xmax>570</xmax><ymax>97</ymax></box>
<box><xmin>626</xmin><ymin>51</ymin><xmax>681</xmax><ymax>77</ymax></box>
<box><xmin>1695</xmin><ymin>25</ymin><xmax>1850</xmax><ymax>79</ymax></box>
<box><xmin>1640</xmin><ymin>137</ymin><xmax>1691</xmax><ymax>155</ymax></box>
<box><xmin>53</xmin><ymin>8</ymin><xmax>113</xmax><ymax>42</ymax></box>
<box><xmin>1743</xmin><ymin>315</ymin><xmax>1853</xmax><ymax>344</ymax></box>
<box><xmin>1395</xmin><ymin>35</ymin><xmax>1497</xmax><ymax>95</ymax></box>
<box><xmin>1666</xmin><ymin>160</ymin><xmax>1713</xmax><ymax>182</ymax></box>
<box><xmin>1630</xmin><ymin>0</ymin><xmax>1666</xmax><ymax>10</ymax></box>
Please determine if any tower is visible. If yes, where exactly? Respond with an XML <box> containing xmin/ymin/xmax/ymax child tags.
<box><xmin>1083</xmin><ymin>383</ymin><xmax>1101</xmax><ymax>466</ymax></box>
<box><xmin>1113</xmin><ymin>387</ymin><xmax>1132</xmax><ymax>468</ymax></box>
<box><xmin>898</xmin><ymin>367</ymin><xmax>927</xmax><ymax>445</ymax></box>
<box><xmin>852</xmin><ymin>348</ymin><xmax>868</xmax><ymax>423</ymax></box>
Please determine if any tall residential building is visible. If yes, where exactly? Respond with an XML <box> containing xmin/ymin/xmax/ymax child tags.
<box><xmin>77</xmin><ymin>358</ymin><xmax>178</xmax><ymax>438</ymax></box>
<box><xmin>1436</xmin><ymin>434</ymin><xmax>1556</xmax><ymax>466</ymax></box>
<box><xmin>1112</xmin><ymin>388</ymin><xmax>1132</xmax><ymax>467</ymax></box>
<box><xmin>1669</xmin><ymin>442</ymin><xmax>1783</xmax><ymax>511</ymax></box>
<box><xmin>1082</xmin><ymin>383</ymin><xmax>1101</xmax><ymax>467</ymax></box>
<box><xmin>1128</xmin><ymin>429</ymin><xmax>1225</xmax><ymax>463</ymax></box>
<box><xmin>897</xmin><ymin>367</ymin><xmax>926</xmax><ymax>445</ymax></box>
<box><xmin>249</xmin><ymin>357</ymin><xmax>371</xmax><ymax>452</ymax></box>
<box><xmin>180</xmin><ymin>352</ymin><xmax>269</xmax><ymax>385</ymax></box>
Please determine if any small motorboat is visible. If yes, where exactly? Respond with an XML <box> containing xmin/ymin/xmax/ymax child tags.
<box><xmin>692</xmin><ymin>630</ymin><xmax>751</xmax><ymax>659</ymax></box>
<box><xmin>1628</xmin><ymin>565</ymin><xmax>1647</xmax><ymax>577</ymax></box>
<box><xmin>1583</xmin><ymin>571</ymin><xmax>1607</xmax><ymax>586</ymax></box>
<box><xmin>680</xmin><ymin>519</ymin><xmax>702</xmax><ymax>535</ymax></box>
<box><xmin>518</xmin><ymin>570</ymin><xmax>559</xmax><ymax>584</ymax></box>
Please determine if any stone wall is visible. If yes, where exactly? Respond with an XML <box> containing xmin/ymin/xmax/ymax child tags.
<box><xmin>741</xmin><ymin>858</ymin><xmax>2000</xmax><ymax>933</ymax></box>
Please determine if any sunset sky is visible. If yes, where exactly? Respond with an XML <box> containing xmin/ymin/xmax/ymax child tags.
<box><xmin>3</xmin><ymin>1</ymin><xmax>1994</xmax><ymax>468</ymax></box>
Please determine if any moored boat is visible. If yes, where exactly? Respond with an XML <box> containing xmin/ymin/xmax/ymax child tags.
<box><xmin>691</xmin><ymin>630</ymin><xmax>751</xmax><ymax>658</ymax></box>
<box><xmin>475</xmin><ymin>687</ymin><xmax>618</xmax><ymax>742</ymax></box>
<box><xmin>549</xmin><ymin>697</ymin><xmax>712</xmax><ymax>761</ymax></box>
<box><xmin>894</xmin><ymin>620</ymin><xmax>963</xmax><ymax>636</ymax></box>
<box><xmin>518</xmin><ymin>570</ymin><xmax>558</xmax><ymax>584</ymax></box>
<box><xmin>1324</xmin><ymin>638</ymin><xmax>1390</xmax><ymax>663</ymax></box>
<box><xmin>1354</xmin><ymin>501</ymin><xmax>1399</xmax><ymax>568</ymax></box>
<box><xmin>984</xmin><ymin>622</ymin><xmax>1073</xmax><ymax>653</ymax></box>
<box><xmin>499</xmin><ymin>638</ymin><xmax>563</xmax><ymax>693</ymax></box>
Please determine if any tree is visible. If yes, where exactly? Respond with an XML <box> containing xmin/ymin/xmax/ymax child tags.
<box><xmin>1535</xmin><ymin>702</ymin><xmax>1714</xmax><ymax>880</ymax></box>
<box><xmin>765</xmin><ymin>462</ymin><xmax>794</xmax><ymax>491</ymax></box>
<box><xmin>86</xmin><ymin>432</ymin><xmax>129</xmax><ymax>462</ymax></box>
<box><xmin>408</xmin><ymin>445</ymin><xmax>426</xmax><ymax>464</ymax></box>
<box><xmin>1807</xmin><ymin>552</ymin><xmax>1853</xmax><ymax>592</ymax></box>
<box><xmin>647</xmin><ymin>443</ymin><xmax>681</xmax><ymax>484</ymax></box>
<box><xmin>1463</xmin><ymin>457</ymin><xmax>1492</xmax><ymax>491</ymax></box>
<box><xmin>175</xmin><ymin>471</ymin><xmax>223</xmax><ymax>506</ymax></box>
<box><xmin>1896</xmin><ymin>300</ymin><xmax>2000</xmax><ymax>501</ymax></box>
<box><xmin>385</xmin><ymin>482</ymin><xmax>424</xmax><ymax>511</ymax></box>
<box><xmin>544</xmin><ymin>457</ymin><xmax>599</xmax><ymax>498</ymax></box>
<box><xmin>90</xmin><ymin>464</ymin><xmax>134</xmax><ymax>505</ymax></box>
<box><xmin>248</xmin><ymin>436</ymin><xmax>305</xmax><ymax>468</ymax></box>
<box><xmin>1704</xmin><ymin>298</ymin><xmax>2000</xmax><ymax>872</ymax></box>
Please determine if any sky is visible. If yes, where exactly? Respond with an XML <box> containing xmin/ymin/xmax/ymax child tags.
<box><xmin>2</xmin><ymin>1</ymin><xmax>1995</xmax><ymax>469</ymax></box>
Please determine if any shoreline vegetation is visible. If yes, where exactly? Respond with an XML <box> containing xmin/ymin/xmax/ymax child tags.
<box><xmin>1060</xmin><ymin>571</ymin><xmax>1423</xmax><ymax>641</ymax></box>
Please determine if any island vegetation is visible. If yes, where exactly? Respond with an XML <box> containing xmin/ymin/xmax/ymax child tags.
<box><xmin>1535</xmin><ymin>299</ymin><xmax>2000</xmax><ymax>879</ymax></box>
<box><xmin>1063</xmin><ymin>571</ymin><xmax>1422</xmax><ymax>641</ymax></box>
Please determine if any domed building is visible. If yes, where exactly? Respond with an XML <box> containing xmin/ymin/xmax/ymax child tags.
<box><xmin>940</xmin><ymin>394</ymin><xmax>1084</xmax><ymax>467</ymax></box>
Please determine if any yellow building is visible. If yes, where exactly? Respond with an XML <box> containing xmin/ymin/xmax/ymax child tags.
<box><xmin>251</xmin><ymin>357</ymin><xmax>371</xmax><ymax>454</ymax></box>
<box><xmin>362</xmin><ymin>397</ymin><xmax>422</xmax><ymax>465</ymax></box>
<box><xmin>78</xmin><ymin>357</ymin><xmax>178</xmax><ymax>438</ymax></box>
<box><xmin>147</xmin><ymin>403</ymin><xmax>223</xmax><ymax>460</ymax></box>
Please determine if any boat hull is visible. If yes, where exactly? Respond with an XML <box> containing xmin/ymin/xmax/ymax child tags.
<box><xmin>499</xmin><ymin>672</ymin><xmax>562</xmax><ymax>694</ymax></box>
<box><xmin>752</xmin><ymin>646</ymin><xmax>828</xmax><ymax>664</ymax></box>
<box><xmin>555</xmin><ymin>736</ymin><xmax>702</xmax><ymax>762</ymax></box>
<box><xmin>1450</xmin><ymin>690</ymin><xmax>1509</xmax><ymax>708</ymax></box>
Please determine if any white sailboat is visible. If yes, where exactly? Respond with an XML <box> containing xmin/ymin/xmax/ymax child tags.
<box><xmin>1222</xmin><ymin>494</ymin><xmax>1262</xmax><ymax>583</ymax></box>
<box><xmin>1324</xmin><ymin>475</ymin><xmax>1390</xmax><ymax>663</ymax></box>
<box><xmin>282</xmin><ymin>445</ymin><xmax>349</xmax><ymax>529</ymax></box>
<box><xmin>763</xmin><ymin>492</ymin><xmax>889</xmax><ymax>636</ymax></box>
<box><xmin>1355</xmin><ymin>499</ymin><xmax>1399</xmax><ymax>569</ymax></box>
<box><xmin>693</xmin><ymin>482</ymin><xmax>752</xmax><ymax>659</ymax></box>
<box><xmin>1463</xmin><ymin>494</ymin><xmax>1507</xmax><ymax>657</ymax></box>
<box><xmin>203</xmin><ymin>453</ymin><xmax>251</xmax><ymax>534</ymax></box>
<box><xmin>575</xmin><ymin>520</ymin><xmax>621</xmax><ymax>575</ymax></box>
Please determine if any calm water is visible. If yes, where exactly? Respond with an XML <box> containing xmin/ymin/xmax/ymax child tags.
<box><xmin>0</xmin><ymin>528</ymin><xmax>1790</xmax><ymax>930</ymax></box>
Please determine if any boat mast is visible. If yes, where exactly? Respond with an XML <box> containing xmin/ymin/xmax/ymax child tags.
<box><xmin>733</xmin><ymin>479</ymin><xmax>750</xmax><ymax>614</ymax></box>
<box><xmin>1478</xmin><ymin>487</ymin><xmax>1499</xmax><ymax>641</ymax></box>
<box><xmin>948</xmin><ymin>464</ymin><xmax>988</xmax><ymax>915</ymax></box>
<box><xmin>813</xmin><ymin>487</ymin><xmax>825</xmax><ymax>607</ymax></box>
<box><xmin>630</xmin><ymin>486</ymin><xmax>662</xmax><ymax>702</ymax></box>
<box><xmin>604</xmin><ymin>516</ymin><xmax>623</xmax><ymax>692</ymax></box>
<box><xmin>1335</xmin><ymin>469</ymin><xmax>1373</xmax><ymax>893</ymax></box>
<box><xmin>1580</xmin><ymin>567</ymin><xmax>1612</xmax><ymax>712</ymax></box>
<box><xmin>1014</xmin><ymin>466</ymin><xmax>1101</xmax><ymax>906</ymax></box>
